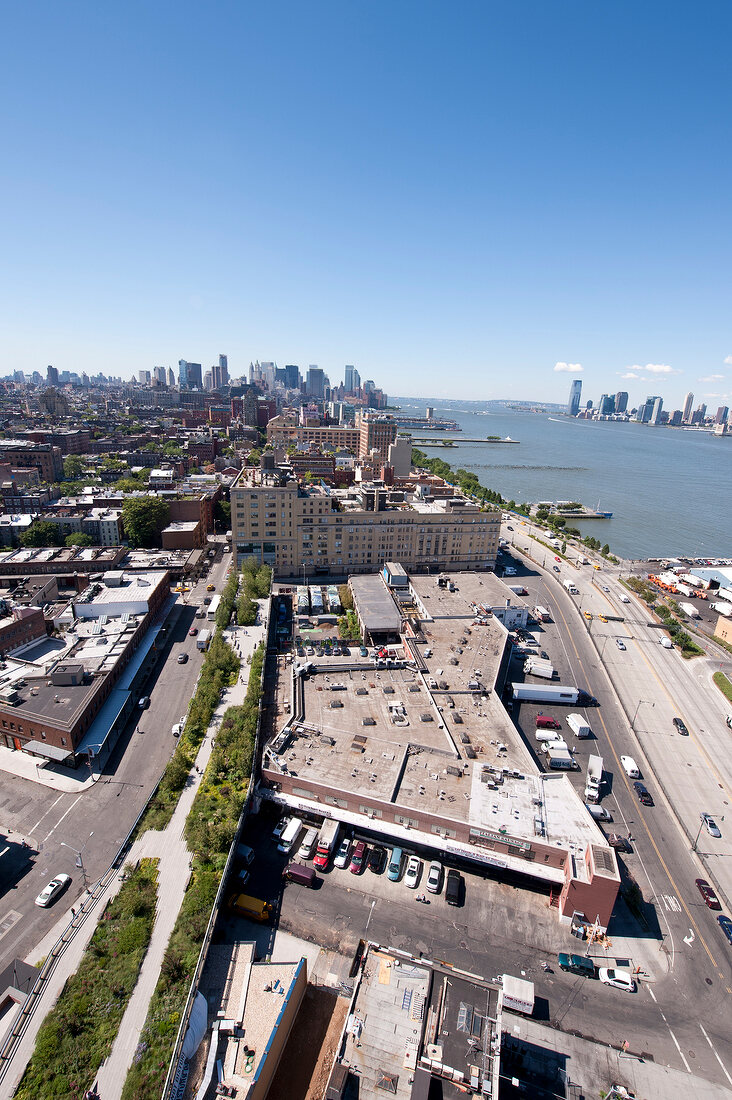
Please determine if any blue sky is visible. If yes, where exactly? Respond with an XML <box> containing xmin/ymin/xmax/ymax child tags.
<box><xmin>2</xmin><ymin>2</ymin><xmax>731</xmax><ymax>408</ymax></box>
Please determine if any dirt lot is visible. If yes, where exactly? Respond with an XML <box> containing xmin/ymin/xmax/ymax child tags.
<box><xmin>267</xmin><ymin>984</ymin><xmax>349</xmax><ymax>1100</ymax></box>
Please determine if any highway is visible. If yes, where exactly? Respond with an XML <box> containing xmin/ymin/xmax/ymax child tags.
<box><xmin>0</xmin><ymin>547</ymin><xmax>234</xmax><ymax>974</ymax></box>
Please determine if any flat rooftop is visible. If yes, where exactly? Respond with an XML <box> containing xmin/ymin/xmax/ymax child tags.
<box><xmin>268</xmin><ymin>573</ymin><xmax>608</xmax><ymax>877</ymax></box>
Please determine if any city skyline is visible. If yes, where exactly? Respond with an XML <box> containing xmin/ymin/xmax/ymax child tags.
<box><xmin>1</xmin><ymin>5</ymin><xmax>731</xmax><ymax>406</ymax></box>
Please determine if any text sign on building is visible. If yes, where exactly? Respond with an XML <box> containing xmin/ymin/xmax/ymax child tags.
<box><xmin>469</xmin><ymin>826</ymin><xmax>532</xmax><ymax>853</ymax></box>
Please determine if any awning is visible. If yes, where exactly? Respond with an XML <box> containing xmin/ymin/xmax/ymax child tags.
<box><xmin>23</xmin><ymin>741</ymin><xmax>74</xmax><ymax>764</ymax></box>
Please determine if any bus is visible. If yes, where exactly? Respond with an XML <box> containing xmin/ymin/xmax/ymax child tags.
<box><xmin>207</xmin><ymin>594</ymin><xmax>222</xmax><ymax>621</ymax></box>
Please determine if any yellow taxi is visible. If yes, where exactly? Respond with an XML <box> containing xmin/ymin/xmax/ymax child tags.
<box><xmin>206</xmin><ymin>584</ymin><xmax>215</xmax><ymax>592</ymax></box>
<box><xmin>593</xmin><ymin>564</ymin><xmax>601</xmax><ymax>571</ymax></box>
<box><xmin>599</xmin><ymin>615</ymin><xmax>608</xmax><ymax>623</ymax></box>
<box><xmin>584</xmin><ymin>611</ymin><xmax>593</xmax><ymax>620</ymax></box>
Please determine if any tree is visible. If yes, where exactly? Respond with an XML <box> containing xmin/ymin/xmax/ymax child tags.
<box><xmin>20</xmin><ymin>521</ymin><xmax>61</xmax><ymax>548</ymax></box>
<box><xmin>66</xmin><ymin>532</ymin><xmax>94</xmax><ymax>547</ymax></box>
<box><xmin>63</xmin><ymin>455</ymin><xmax>85</xmax><ymax>480</ymax></box>
<box><xmin>121</xmin><ymin>498</ymin><xmax>170</xmax><ymax>548</ymax></box>
<box><xmin>214</xmin><ymin>499</ymin><xmax>231</xmax><ymax>531</ymax></box>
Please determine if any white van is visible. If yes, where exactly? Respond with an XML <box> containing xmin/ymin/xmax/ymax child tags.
<box><xmin>298</xmin><ymin>827</ymin><xmax>318</xmax><ymax>861</ymax></box>
<box><xmin>543</xmin><ymin>738</ymin><xmax>570</xmax><ymax>753</ymax></box>
<box><xmin>535</xmin><ymin>728</ymin><xmax>562</xmax><ymax>743</ymax></box>
<box><xmin>620</xmin><ymin>755</ymin><xmax>640</xmax><ymax>779</ymax></box>
<box><xmin>277</xmin><ymin>816</ymin><xmax>303</xmax><ymax>854</ymax></box>
<box><xmin>660</xmin><ymin>637</ymin><xmax>673</xmax><ymax>649</ymax></box>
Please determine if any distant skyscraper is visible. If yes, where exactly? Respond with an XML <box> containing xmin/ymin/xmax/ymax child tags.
<box><xmin>682</xmin><ymin>391</ymin><xmax>694</xmax><ymax>423</ymax></box>
<box><xmin>284</xmin><ymin>364</ymin><xmax>300</xmax><ymax>389</ymax></box>
<box><xmin>167</xmin><ymin>367</ymin><xmax>175</xmax><ymax>387</ymax></box>
<box><xmin>179</xmin><ymin>360</ymin><xmax>202</xmax><ymax>389</ymax></box>
<box><xmin>716</xmin><ymin>406</ymin><xmax>729</xmax><ymax>425</ymax></box>
<box><xmin>47</xmin><ymin>365</ymin><xmax>59</xmax><ymax>386</ymax></box>
<box><xmin>219</xmin><ymin>354</ymin><xmax>228</xmax><ymax>384</ymax></box>
<box><xmin>204</xmin><ymin>370</ymin><xmax>213</xmax><ymax>390</ymax></box>
<box><xmin>650</xmin><ymin>396</ymin><xmax>663</xmax><ymax>424</ymax></box>
<box><xmin>615</xmin><ymin>391</ymin><xmax>628</xmax><ymax>415</ymax></box>
<box><xmin>344</xmin><ymin>365</ymin><xmax>355</xmax><ymax>392</ymax></box>
<box><xmin>598</xmin><ymin>394</ymin><xmax>615</xmax><ymax>416</ymax></box>
<box><xmin>153</xmin><ymin>365</ymin><xmax>166</xmax><ymax>385</ymax></box>
<box><xmin>306</xmin><ymin>366</ymin><xmax>325</xmax><ymax>398</ymax></box>
<box><xmin>567</xmin><ymin>379</ymin><xmax>582</xmax><ymax>416</ymax></box>
<box><xmin>353</xmin><ymin>367</ymin><xmax>361</xmax><ymax>391</ymax></box>
<box><xmin>138</xmin><ymin>370</ymin><xmax>151</xmax><ymax>385</ymax></box>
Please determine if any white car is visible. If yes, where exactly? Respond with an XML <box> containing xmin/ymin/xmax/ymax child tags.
<box><xmin>702</xmin><ymin>813</ymin><xmax>722</xmax><ymax>839</ymax></box>
<box><xmin>620</xmin><ymin>595</ymin><xmax>630</xmax><ymax>603</ymax></box>
<box><xmin>403</xmin><ymin>855</ymin><xmax>422</xmax><ymax>889</ymax></box>
<box><xmin>426</xmin><ymin>860</ymin><xmax>443</xmax><ymax>894</ymax></box>
<box><xmin>35</xmin><ymin>873</ymin><xmax>72</xmax><ymax>908</ymax></box>
<box><xmin>598</xmin><ymin>967</ymin><xmax>636</xmax><ymax>993</ymax></box>
<box><xmin>272</xmin><ymin>816</ymin><xmax>291</xmax><ymax>841</ymax></box>
<box><xmin>333</xmin><ymin>837</ymin><xmax>352</xmax><ymax>869</ymax></box>
<box><xmin>616</xmin><ymin>639</ymin><xmax>626</xmax><ymax>650</ymax></box>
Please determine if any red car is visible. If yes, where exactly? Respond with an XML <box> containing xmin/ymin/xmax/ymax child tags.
<box><xmin>349</xmin><ymin>840</ymin><xmax>367</xmax><ymax>875</ymax></box>
<box><xmin>189</xmin><ymin>627</ymin><xmax>198</xmax><ymax>637</ymax></box>
<box><xmin>696</xmin><ymin>878</ymin><xmax>721</xmax><ymax>910</ymax></box>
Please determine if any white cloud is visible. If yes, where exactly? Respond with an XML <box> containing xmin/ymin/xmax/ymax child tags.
<box><xmin>620</xmin><ymin>372</ymin><xmax>639</xmax><ymax>380</ymax></box>
<box><xmin>626</xmin><ymin>362</ymin><xmax>678</xmax><ymax>375</ymax></box>
<box><xmin>553</xmin><ymin>361</ymin><xmax>583</xmax><ymax>373</ymax></box>
<box><xmin>699</xmin><ymin>374</ymin><xmax>724</xmax><ymax>382</ymax></box>
<box><xmin>724</xmin><ymin>355</ymin><xmax>732</xmax><ymax>366</ymax></box>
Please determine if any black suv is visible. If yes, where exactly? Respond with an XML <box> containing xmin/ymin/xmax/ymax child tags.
<box><xmin>673</xmin><ymin>717</ymin><xmax>689</xmax><ymax>736</ymax></box>
<box><xmin>634</xmin><ymin>781</ymin><xmax>654</xmax><ymax>806</ymax></box>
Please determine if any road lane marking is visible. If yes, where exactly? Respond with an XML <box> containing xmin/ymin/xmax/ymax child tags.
<box><xmin>41</xmin><ymin>793</ymin><xmax>84</xmax><ymax>846</ymax></box>
<box><xmin>27</xmin><ymin>792</ymin><xmax>65</xmax><ymax>839</ymax></box>
<box><xmin>699</xmin><ymin>1022</ymin><xmax>732</xmax><ymax>1087</ymax></box>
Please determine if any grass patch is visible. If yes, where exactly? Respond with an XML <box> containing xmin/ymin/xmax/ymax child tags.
<box><xmin>120</xmin><ymin>644</ymin><xmax>265</xmax><ymax>1100</ymax></box>
<box><xmin>140</xmin><ymin>632</ymin><xmax>240</xmax><ymax>833</ymax></box>
<box><xmin>713</xmin><ymin>671</ymin><xmax>732</xmax><ymax>705</ymax></box>
<box><xmin>16</xmin><ymin>858</ymin><xmax>158</xmax><ymax>1100</ymax></box>
<box><xmin>624</xmin><ymin>576</ymin><xmax>705</xmax><ymax>658</ymax></box>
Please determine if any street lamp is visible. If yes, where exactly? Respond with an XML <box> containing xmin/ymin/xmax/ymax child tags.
<box><xmin>61</xmin><ymin>833</ymin><xmax>93</xmax><ymax>888</ymax></box>
<box><xmin>692</xmin><ymin>816</ymin><xmax>706</xmax><ymax>852</ymax></box>
<box><xmin>631</xmin><ymin>699</ymin><xmax>654</xmax><ymax>731</ymax></box>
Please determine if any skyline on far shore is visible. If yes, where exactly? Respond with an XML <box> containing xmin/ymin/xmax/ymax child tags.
<box><xmin>2</xmin><ymin>4</ymin><xmax>731</xmax><ymax>407</ymax></box>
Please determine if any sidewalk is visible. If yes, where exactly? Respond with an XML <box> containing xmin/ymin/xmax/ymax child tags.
<box><xmin>0</xmin><ymin>614</ymin><xmax>267</xmax><ymax>1100</ymax></box>
<box><xmin>0</xmin><ymin>743</ymin><xmax>99</xmax><ymax>795</ymax></box>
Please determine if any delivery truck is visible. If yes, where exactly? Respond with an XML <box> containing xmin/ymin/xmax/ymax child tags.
<box><xmin>680</xmin><ymin>601</ymin><xmax>701</xmax><ymax>619</ymax></box>
<box><xmin>196</xmin><ymin>628</ymin><xmax>212</xmax><ymax>651</ymax></box>
<box><xmin>524</xmin><ymin>658</ymin><xmax>555</xmax><ymax>680</ymax></box>
<box><xmin>563</xmin><ymin>578</ymin><xmax>579</xmax><ymax>594</ymax></box>
<box><xmin>585</xmin><ymin>754</ymin><xmax>603</xmax><ymax>803</ymax></box>
<box><xmin>511</xmin><ymin>683</ymin><xmax>581</xmax><ymax>705</ymax></box>
<box><xmin>567</xmin><ymin>713</ymin><xmax>592</xmax><ymax>739</ymax></box>
<box><xmin>501</xmin><ymin>974</ymin><xmax>535</xmax><ymax>1015</ymax></box>
<box><xmin>545</xmin><ymin>745</ymin><xmax>577</xmax><ymax>769</ymax></box>
<box><xmin>313</xmin><ymin>818</ymin><xmax>340</xmax><ymax>869</ymax></box>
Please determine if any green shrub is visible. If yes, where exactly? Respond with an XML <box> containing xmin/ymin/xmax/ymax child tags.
<box><xmin>16</xmin><ymin>859</ymin><xmax>158</xmax><ymax>1100</ymax></box>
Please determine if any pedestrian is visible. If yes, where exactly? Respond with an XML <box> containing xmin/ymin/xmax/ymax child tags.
<box><xmin>71</xmin><ymin>907</ymin><xmax>76</xmax><ymax>917</ymax></box>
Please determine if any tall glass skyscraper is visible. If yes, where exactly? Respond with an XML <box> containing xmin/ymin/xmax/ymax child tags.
<box><xmin>567</xmin><ymin>379</ymin><xmax>582</xmax><ymax>416</ymax></box>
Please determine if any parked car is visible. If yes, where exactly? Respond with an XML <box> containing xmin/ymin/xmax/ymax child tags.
<box><xmin>598</xmin><ymin>967</ymin><xmax>636</xmax><ymax>993</ymax></box>
<box><xmin>633</xmin><ymin>781</ymin><xmax>654</xmax><ymax>806</ymax></box>
<box><xmin>718</xmin><ymin>915</ymin><xmax>732</xmax><ymax>946</ymax></box>
<box><xmin>404</xmin><ymin>855</ymin><xmax>422</xmax><ymax>889</ymax></box>
<box><xmin>552</xmin><ymin>565</ymin><xmax>560</xmax><ymax>573</ymax></box>
<box><xmin>387</xmin><ymin>847</ymin><xmax>404</xmax><ymax>881</ymax></box>
<box><xmin>558</xmin><ymin>953</ymin><xmax>596</xmax><ymax>978</ymax></box>
<box><xmin>349</xmin><ymin>840</ymin><xmax>367</xmax><ymax>875</ymax></box>
<box><xmin>615</xmin><ymin>640</ymin><xmax>626</xmax><ymax>650</ymax></box>
<box><xmin>701</xmin><ymin>813</ymin><xmax>722</xmax><ymax>839</ymax></box>
<box><xmin>272</xmin><ymin>816</ymin><xmax>291</xmax><ymax>841</ymax></box>
<box><xmin>189</xmin><ymin>627</ymin><xmax>198</xmax><ymax>636</ymax></box>
<box><xmin>368</xmin><ymin>845</ymin><xmax>386</xmax><ymax>874</ymax></box>
<box><xmin>333</xmin><ymin>837</ymin><xmax>352</xmax><ymax>870</ymax></box>
<box><xmin>359</xmin><ymin>646</ymin><xmax>368</xmax><ymax>657</ymax></box>
<box><xmin>138</xmin><ymin>696</ymin><xmax>150</xmax><ymax>709</ymax></box>
<box><xmin>206</xmin><ymin>584</ymin><xmax>216</xmax><ymax>592</ymax></box>
<box><xmin>177</xmin><ymin>653</ymin><xmax>188</xmax><ymax>664</ymax></box>
<box><xmin>607</xmin><ymin>834</ymin><xmax>632</xmax><ymax>852</ymax></box>
<box><xmin>673</xmin><ymin>717</ymin><xmax>689</xmax><ymax>736</ymax></box>
<box><xmin>426</xmin><ymin>860</ymin><xmax>443</xmax><ymax>894</ymax></box>
<box><xmin>35</xmin><ymin>873</ymin><xmax>72</xmax><ymax>908</ymax></box>
<box><xmin>696</xmin><ymin>878</ymin><xmax>722</xmax><ymax>910</ymax></box>
<box><xmin>445</xmin><ymin>868</ymin><xmax>462</xmax><ymax>906</ymax></box>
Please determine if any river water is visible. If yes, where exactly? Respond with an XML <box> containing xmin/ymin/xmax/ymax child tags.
<box><xmin>397</xmin><ymin>402</ymin><xmax>732</xmax><ymax>560</ymax></box>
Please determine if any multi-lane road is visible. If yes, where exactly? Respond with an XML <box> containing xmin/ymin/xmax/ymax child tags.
<box><xmin>0</xmin><ymin>548</ymin><xmax>233</xmax><ymax>974</ymax></box>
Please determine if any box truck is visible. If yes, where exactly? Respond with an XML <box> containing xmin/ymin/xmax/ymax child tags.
<box><xmin>680</xmin><ymin>602</ymin><xmax>701</xmax><ymax>619</ymax></box>
<box><xmin>313</xmin><ymin>818</ymin><xmax>340</xmax><ymax>869</ymax></box>
<box><xmin>585</xmin><ymin>754</ymin><xmax>603</xmax><ymax>802</ymax></box>
<box><xmin>712</xmin><ymin>602</ymin><xmax>732</xmax><ymax>617</ymax></box>
<box><xmin>563</xmin><ymin>578</ymin><xmax>579</xmax><ymax>594</ymax></box>
<box><xmin>196</xmin><ymin>628</ymin><xmax>212</xmax><ymax>651</ymax></box>
<box><xmin>533</xmin><ymin>605</ymin><xmax>551</xmax><ymax>622</ymax></box>
<box><xmin>524</xmin><ymin>658</ymin><xmax>555</xmax><ymax>680</ymax></box>
<box><xmin>511</xmin><ymin>683</ymin><xmax>580</xmax><ymax>705</ymax></box>
<box><xmin>546</xmin><ymin>746</ymin><xmax>577</xmax><ymax>769</ymax></box>
<box><xmin>567</xmin><ymin>713</ymin><xmax>592</xmax><ymax>739</ymax></box>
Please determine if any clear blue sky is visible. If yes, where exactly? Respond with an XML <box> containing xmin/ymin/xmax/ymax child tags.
<box><xmin>2</xmin><ymin>2</ymin><xmax>731</xmax><ymax>408</ymax></box>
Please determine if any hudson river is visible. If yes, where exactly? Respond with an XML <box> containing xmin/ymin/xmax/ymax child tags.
<box><xmin>400</xmin><ymin>403</ymin><xmax>732</xmax><ymax>560</ymax></box>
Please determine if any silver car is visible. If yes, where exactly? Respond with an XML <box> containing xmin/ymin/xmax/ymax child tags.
<box><xmin>702</xmin><ymin>813</ymin><xmax>722</xmax><ymax>839</ymax></box>
<box><xmin>426</xmin><ymin>860</ymin><xmax>443</xmax><ymax>894</ymax></box>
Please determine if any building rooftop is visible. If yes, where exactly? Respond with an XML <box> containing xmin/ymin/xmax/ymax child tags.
<box><xmin>350</xmin><ymin>575</ymin><xmax>403</xmax><ymax>635</ymax></box>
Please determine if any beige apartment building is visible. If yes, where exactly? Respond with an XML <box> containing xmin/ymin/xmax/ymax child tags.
<box><xmin>265</xmin><ymin>416</ymin><xmax>360</xmax><ymax>451</ymax></box>
<box><xmin>231</xmin><ymin>466</ymin><xmax>499</xmax><ymax>577</ymax></box>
